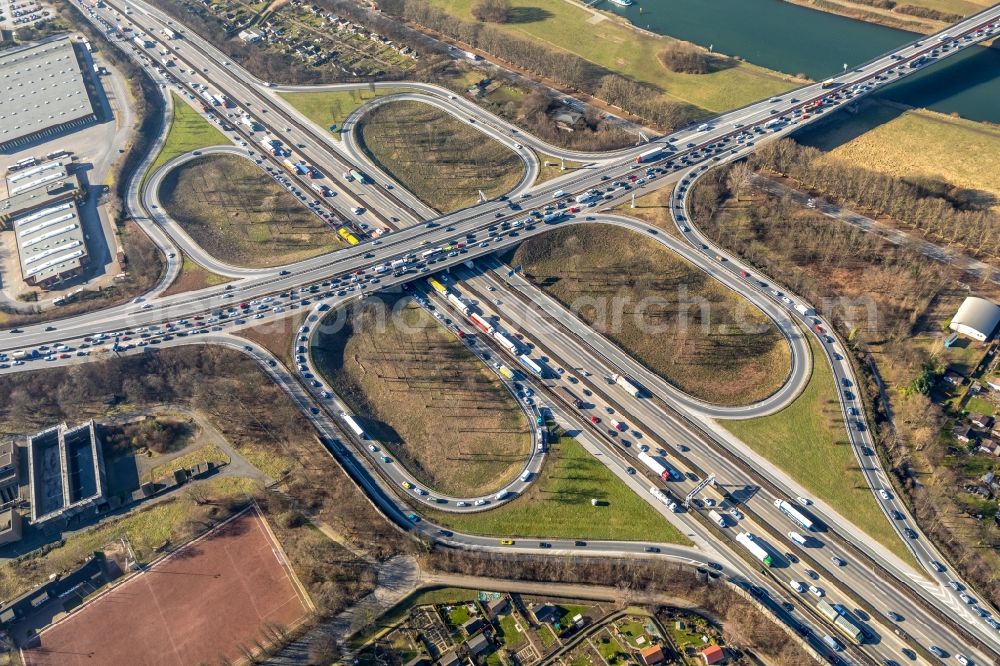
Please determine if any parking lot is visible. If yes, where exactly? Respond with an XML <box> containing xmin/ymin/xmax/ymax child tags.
<box><xmin>0</xmin><ymin>0</ymin><xmax>49</xmax><ymax>30</ymax></box>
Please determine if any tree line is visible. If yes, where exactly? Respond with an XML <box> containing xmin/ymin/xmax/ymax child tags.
<box><xmin>752</xmin><ymin>139</ymin><xmax>1000</xmax><ymax>258</ymax></box>
<box><xmin>378</xmin><ymin>0</ymin><xmax>705</xmax><ymax>132</ymax></box>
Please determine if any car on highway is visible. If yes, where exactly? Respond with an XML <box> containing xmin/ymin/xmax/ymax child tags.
<box><xmin>878</xmin><ymin>488</ymin><xmax>892</xmax><ymax>501</ymax></box>
<box><xmin>808</xmin><ymin>585</ymin><xmax>824</xmax><ymax>598</ymax></box>
<box><xmin>499</xmin><ymin>539</ymin><xmax>515</xmax><ymax>546</ymax></box>
<box><xmin>796</xmin><ymin>496</ymin><xmax>812</xmax><ymax>506</ymax></box>
<box><xmin>789</xmin><ymin>580</ymin><xmax>805</xmax><ymax>593</ymax></box>
<box><xmin>406</xmin><ymin>513</ymin><xmax>419</xmax><ymax>522</ymax></box>
<box><xmin>831</xmin><ymin>556</ymin><xmax>846</xmax><ymax>566</ymax></box>
<box><xmin>887</xmin><ymin>611</ymin><xmax>903</xmax><ymax>621</ymax></box>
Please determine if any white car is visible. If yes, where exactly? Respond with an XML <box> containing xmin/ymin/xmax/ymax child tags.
<box><xmin>796</xmin><ymin>496</ymin><xmax>812</xmax><ymax>506</ymax></box>
<box><xmin>878</xmin><ymin>489</ymin><xmax>891</xmax><ymax>501</ymax></box>
<box><xmin>808</xmin><ymin>585</ymin><xmax>824</xmax><ymax>598</ymax></box>
<box><xmin>368</xmin><ymin>444</ymin><xmax>379</xmax><ymax>452</ymax></box>
<box><xmin>957</xmin><ymin>656</ymin><xmax>970</xmax><ymax>666</ymax></box>
<box><xmin>790</xmin><ymin>580</ymin><xmax>805</xmax><ymax>593</ymax></box>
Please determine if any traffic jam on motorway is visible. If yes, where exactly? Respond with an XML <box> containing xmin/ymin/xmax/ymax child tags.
<box><xmin>31</xmin><ymin>0</ymin><xmax>1000</xmax><ymax>663</ymax></box>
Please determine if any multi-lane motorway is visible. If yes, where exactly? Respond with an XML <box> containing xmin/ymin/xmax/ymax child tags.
<box><xmin>28</xmin><ymin>0</ymin><xmax>1000</xmax><ymax>662</ymax></box>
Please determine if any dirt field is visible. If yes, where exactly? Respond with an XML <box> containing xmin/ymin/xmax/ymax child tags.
<box><xmin>22</xmin><ymin>508</ymin><xmax>311</xmax><ymax>666</ymax></box>
<box><xmin>158</xmin><ymin>154</ymin><xmax>339</xmax><ymax>267</ymax></box>
<box><xmin>508</xmin><ymin>225</ymin><xmax>790</xmax><ymax>406</ymax></box>
<box><xmin>356</xmin><ymin>100</ymin><xmax>524</xmax><ymax>213</ymax></box>
<box><xmin>312</xmin><ymin>294</ymin><xmax>531</xmax><ymax>496</ymax></box>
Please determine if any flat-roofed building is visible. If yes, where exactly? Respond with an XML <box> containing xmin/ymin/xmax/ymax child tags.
<box><xmin>0</xmin><ymin>36</ymin><xmax>97</xmax><ymax>152</ymax></box>
<box><xmin>1</xmin><ymin>161</ymin><xmax>88</xmax><ymax>288</ymax></box>
<box><xmin>13</xmin><ymin>195</ymin><xmax>88</xmax><ymax>288</ymax></box>
<box><xmin>28</xmin><ymin>420</ymin><xmax>106</xmax><ymax>524</ymax></box>
<box><xmin>0</xmin><ymin>440</ymin><xmax>18</xmax><ymax>505</ymax></box>
<box><xmin>0</xmin><ymin>508</ymin><xmax>22</xmax><ymax>547</ymax></box>
<box><xmin>0</xmin><ymin>167</ymin><xmax>82</xmax><ymax>226</ymax></box>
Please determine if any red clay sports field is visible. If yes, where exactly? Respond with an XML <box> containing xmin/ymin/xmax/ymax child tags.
<box><xmin>22</xmin><ymin>507</ymin><xmax>312</xmax><ymax>666</ymax></box>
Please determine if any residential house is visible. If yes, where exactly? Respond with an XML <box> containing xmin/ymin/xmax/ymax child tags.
<box><xmin>462</xmin><ymin>617</ymin><xmax>484</xmax><ymax>635</ymax></box>
<box><xmin>533</xmin><ymin>604</ymin><xmax>559</xmax><ymax>624</ymax></box>
<box><xmin>701</xmin><ymin>644</ymin><xmax>727</xmax><ymax>665</ymax></box>
<box><xmin>485</xmin><ymin>597</ymin><xmax>508</xmax><ymax>620</ymax></box>
<box><xmin>639</xmin><ymin>644</ymin><xmax>665</xmax><ymax>665</ymax></box>
<box><xmin>466</xmin><ymin>632</ymin><xmax>490</xmax><ymax>657</ymax></box>
<box><xmin>971</xmin><ymin>414</ymin><xmax>994</xmax><ymax>429</ymax></box>
<box><xmin>943</xmin><ymin>371</ymin><xmax>965</xmax><ymax>387</ymax></box>
<box><xmin>954</xmin><ymin>424</ymin><xmax>974</xmax><ymax>443</ymax></box>
<box><xmin>979</xmin><ymin>439</ymin><xmax>999</xmax><ymax>456</ymax></box>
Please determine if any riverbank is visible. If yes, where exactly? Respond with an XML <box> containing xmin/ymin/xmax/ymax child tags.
<box><xmin>423</xmin><ymin>0</ymin><xmax>806</xmax><ymax>114</ymax></box>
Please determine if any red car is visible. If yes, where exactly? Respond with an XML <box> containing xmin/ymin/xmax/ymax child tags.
<box><xmin>591</xmin><ymin>415</ymin><xmax>601</xmax><ymax>424</ymax></box>
<box><xmin>740</xmin><ymin>270</ymin><xmax>750</xmax><ymax>278</ymax></box>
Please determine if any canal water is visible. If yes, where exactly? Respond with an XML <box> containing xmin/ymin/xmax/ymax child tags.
<box><xmin>605</xmin><ymin>0</ymin><xmax>1000</xmax><ymax>122</ymax></box>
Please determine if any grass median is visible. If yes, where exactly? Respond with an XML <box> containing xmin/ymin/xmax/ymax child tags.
<box><xmin>312</xmin><ymin>295</ymin><xmax>531</xmax><ymax>497</ymax></box>
<box><xmin>158</xmin><ymin>153</ymin><xmax>339</xmax><ymax>267</ymax></box>
<box><xmin>425</xmin><ymin>436</ymin><xmax>690</xmax><ymax>544</ymax></box>
<box><xmin>279</xmin><ymin>87</ymin><xmax>409</xmax><ymax>139</ymax></box>
<box><xmin>722</xmin><ymin>337</ymin><xmax>917</xmax><ymax>566</ymax></box>
<box><xmin>147</xmin><ymin>92</ymin><xmax>228</xmax><ymax>176</ymax></box>
<box><xmin>508</xmin><ymin>225</ymin><xmax>790</xmax><ymax>406</ymax></box>
<box><xmin>356</xmin><ymin>100</ymin><xmax>524</xmax><ymax>212</ymax></box>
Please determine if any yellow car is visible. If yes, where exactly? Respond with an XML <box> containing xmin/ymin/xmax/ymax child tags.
<box><xmin>401</xmin><ymin>481</ymin><xmax>413</xmax><ymax>490</ymax></box>
<box><xmin>500</xmin><ymin>539</ymin><xmax>515</xmax><ymax>546</ymax></box>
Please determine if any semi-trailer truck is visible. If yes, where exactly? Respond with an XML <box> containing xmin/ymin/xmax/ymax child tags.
<box><xmin>447</xmin><ymin>293</ymin><xmax>471</xmax><ymax>316</ymax></box>
<box><xmin>637</xmin><ymin>451</ymin><xmax>673</xmax><ymax>482</ymax></box>
<box><xmin>611</xmin><ymin>373</ymin><xmax>643</xmax><ymax>397</ymax></box>
<box><xmin>470</xmin><ymin>313</ymin><xmax>495</xmax><ymax>335</ymax></box>
<box><xmin>519</xmin><ymin>355</ymin><xmax>543</xmax><ymax>376</ymax></box>
<box><xmin>774</xmin><ymin>499</ymin><xmax>814</xmax><ymax>531</ymax></box>
<box><xmin>339</xmin><ymin>412</ymin><xmax>366</xmax><ymax>439</ymax></box>
<box><xmin>736</xmin><ymin>531</ymin><xmax>774</xmax><ymax>566</ymax></box>
<box><xmin>636</xmin><ymin>147</ymin><xmax>664</xmax><ymax>163</ymax></box>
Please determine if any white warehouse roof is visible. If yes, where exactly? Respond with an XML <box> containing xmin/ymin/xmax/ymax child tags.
<box><xmin>950</xmin><ymin>297</ymin><xmax>1000</xmax><ymax>342</ymax></box>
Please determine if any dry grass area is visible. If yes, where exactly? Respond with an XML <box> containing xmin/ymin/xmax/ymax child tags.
<box><xmin>614</xmin><ymin>185</ymin><xmax>680</xmax><ymax>237</ymax></box>
<box><xmin>800</xmin><ymin>105</ymin><xmax>1000</xmax><ymax>212</ymax></box>
<box><xmin>160</xmin><ymin>256</ymin><xmax>232</xmax><ymax>296</ymax></box>
<box><xmin>356</xmin><ymin>100</ymin><xmax>524</xmax><ymax>213</ymax></box>
<box><xmin>158</xmin><ymin>154</ymin><xmax>339</xmax><ymax>267</ymax></box>
<box><xmin>237</xmin><ymin>312</ymin><xmax>307</xmax><ymax>370</ymax></box>
<box><xmin>508</xmin><ymin>225</ymin><xmax>790</xmax><ymax>406</ymax></box>
<box><xmin>312</xmin><ymin>294</ymin><xmax>531</xmax><ymax>496</ymax></box>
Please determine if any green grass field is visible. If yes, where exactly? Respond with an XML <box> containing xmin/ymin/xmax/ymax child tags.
<box><xmin>148</xmin><ymin>93</ymin><xmax>228</xmax><ymax>176</ymax></box>
<box><xmin>535</xmin><ymin>152</ymin><xmax>586</xmax><ymax>185</ymax></box>
<box><xmin>279</xmin><ymin>87</ymin><xmax>409</xmax><ymax>139</ymax></box>
<box><xmin>426</xmin><ymin>437</ymin><xmax>691</xmax><ymax>544</ymax></box>
<box><xmin>722</xmin><ymin>337</ymin><xmax>917</xmax><ymax>566</ymax></box>
<box><xmin>425</xmin><ymin>0</ymin><xmax>799</xmax><ymax>112</ymax></box>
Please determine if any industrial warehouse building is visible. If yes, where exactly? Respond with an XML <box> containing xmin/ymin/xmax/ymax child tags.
<box><xmin>0</xmin><ymin>421</ymin><xmax>107</xmax><ymax>547</ymax></box>
<box><xmin>950</xmin><ymin>297</ymin><xmax>1000</xmax><ymax>342</ymax></box>
<box><xmin>0</xmin><ymin>36</ymin><xmax>97</xmax><ymax>153</ymax></box>
<box><xmin>0</xmin><ymin>159</ymin><xmax>88</xmax><ymax>288</ymax></box>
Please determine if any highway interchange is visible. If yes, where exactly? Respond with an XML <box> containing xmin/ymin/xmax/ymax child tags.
<box><xmin>15</xmin><ymin>0</ymin><xmax>1000</xmax><ymax>663</ymax></box>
